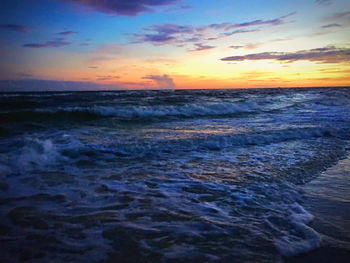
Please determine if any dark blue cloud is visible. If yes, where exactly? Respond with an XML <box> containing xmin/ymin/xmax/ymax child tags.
<box><xmin>220</xmin><ymin>46</ymin><xmax>350</xmax><ymax>63</ymax></box>
<box><xmin>0</xmin><ymin>24</ymin><xmax>28</xmax><ymax>33</ymax></box>
<box><xmin>57</xmin><ymin>31</ymin><xmax>77</xmax><ymax>35</ymax></box>
<box><xmin>61</xmin><ymin>0</ymin><xmax>180</xmax><ymax>16</ymax></box>
<box><xmin>134</xmin><ymin>23</ymin><xmax>197</xmax><ymax>45</ymax></box>
<box><xmin>142</xmin><ymin>33</ymin><xmax>176</xmax><ymax>43</ymax></box>
<box><xmin>23</xmin><ymin>38</ymin><xmax>71</xmax><ymax>48</ymax></box>
<box><xmin>321</xmin><ymin>23</ymin><xmax>341</xmax><ymax>28</ymax></box>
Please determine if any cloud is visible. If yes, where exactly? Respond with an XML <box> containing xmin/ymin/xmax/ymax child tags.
<box><xmin>321</xmin><ymin>23</ymin><xmax>341</xmax><ymax>28</ymax></box>
<box><xmin>120</xmin><ymin>81</ymin><xmax>149</xmax><ymax>87</ymax></box>
<box><xmin>0</xmin><ymin>79</ymin><xmax>122</xmax><ymax>92</ymax></box>
<box><xmin>134</xmin><ymin>23</ymin><xmax>196</xmax><ymax>45</ymax></box>
<box><xmin>142</xmin><ymin>74</ymin><xmax>175</xmax><ymax>89</ymax></box>
<box><xmin>96</xmin><ymin>75</ymin><xmax>120</xmax><ymax>81</ymax></box>
<box><xmin>190</xmin><ymin>43</ymin><xmax>215</xmax><ymax>51</ymax></box>
<box><xmin>133</xmin><ymin>12</ymin><xmax>295</xmax><ymax>47</ymax></box>
<box><xmin>165</xmin><ymin>4</ymin><xmax>192</xmax><ymax>12</ymax></box>
<box><xmin>228</xmin><ymin>37</ymin><xmax>293</xmax><ymax>51</ymax></box>
<box><xmin>223</xmin><ymin>29</ymin><xmax>259</xmax><ymax>36</ymax></box>
<box><xmin>206</xmin><ymin>12</ymin><xmax>295</xmax><ymax>31</ymax></box>
<box><xmin>16</xmin><ymin>73</ymin><xmax>34</xmax><ymax>78</ymax></box>
<box><xmin>179</xmin><ymin>5</ymin><xmax>191</xmax><ymax>10</ymax></box>
<box><xmin>244</xmin><ymin>43</ymin><xmax>263</xmax><ymax>50</ymax></box>
<box><xmin>0</xmin><ymin>24</ymin><xmax>28</xmax><ymax>33</ymax></box>
<box><xmin>79</xmin><ymin>38</ymin><xmax>91</xmax><ymax>46</ymax></box>
<box><xmin>220</xmin><ymin>46</ymin><xmax>350</xmax><ymax>63</ymax></box>
<box><xmin>23</xmin><ymin>38</ymin><xmax>71</xmax><ymax>48</ymax></box>
<box><xmin>57</xmin><ymin>30</ymin><xmax>77</xmax><ymax>35</ymax></box>
<box><xmin>330</xmin><ymin>11</ymin><xmax>350</xmax><ymax>20</ymax></box>
<box><xmin>315</xmin><ymin>0</ymin><xmax>331</xmax><ymax>5</ymax></box>
<box><xmin>142</xmin><ymin>33</ymin><xmax>176</xmax><ymax>43</ymax></box>
<box><xmin>61</xmin><ymin>0</ymin><xmax>180</xmax><ymax>16</ymax></box>
<box><xmin>233</xmin><ymin>12</ymin><xmax>295</xmax><ymax>28</ymax></box>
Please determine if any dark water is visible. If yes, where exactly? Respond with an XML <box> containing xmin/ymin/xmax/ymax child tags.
<box><xmin>0</xmin><ymin>88</ymin><xmax>350</xmax><ymax>262</ymax></box>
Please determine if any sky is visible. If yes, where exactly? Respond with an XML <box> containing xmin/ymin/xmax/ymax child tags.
<box><xmin>0</xmin><ymin>0</ymin><xmax>349</xmax><ymax>91</ymax></box>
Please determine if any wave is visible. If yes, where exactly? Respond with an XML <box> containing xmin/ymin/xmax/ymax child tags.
<box><xmin>5</xmin><ymin>126</ymin><xmax>348</xmax><ymax>180</ymax></box>
<box><xmin>0</xmin><ymin>101</ymin><xmax>265</xmax><ymax>123</ymax></box>
<box><xmin>2</xmin><ymin>88</ymin><xmax>349</xmax><ymax>124</ymax></box>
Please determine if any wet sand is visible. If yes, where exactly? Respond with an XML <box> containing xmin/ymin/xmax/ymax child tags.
<box><xmin>288</xmin><ymin>154</ymin><xmax>350</xmax><ymax>263</ymax></box>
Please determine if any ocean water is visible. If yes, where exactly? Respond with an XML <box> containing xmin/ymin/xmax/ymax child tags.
<box><xmin>0</xmin><ymin>87</ymin><xmax>350</xmax><ymax>262</ymax></box>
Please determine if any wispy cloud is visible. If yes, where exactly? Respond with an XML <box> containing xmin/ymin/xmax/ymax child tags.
<box><xmin>132</xmin><ymin>24</ymin><xmax>203</xmax><ymax>47</ymax></box>
<box><xmin>142</xmin><ymin>74</ymin><xmax>175</xmax><ymax>89</ymax></box>
<box><xmin>315</xmin><ymin>0</ymin><xmax>332</xmax><ymax>5</ymax></box>
<box><xmin>206</xmin><ymin>12</ymin><xmax>295</xmax><ymax>32</ymax></box>
<box><xmin>57</xmin><ymin>30</ymin><xmax>77</xmax><ymax>35</ymax></box>
<box><xmin>134</xmin><ymin>23</ymin><xmax>196</xmax><ymax>45</ymax></box>
<box><xmin>221</xmin><ymin>46</ymin><xmax>350</xmax><ymax>63</ymax></box>
<box><xmin>179</xmin><ymin>5</ymin><xmax>191</xmax><ymax>10</ymax></box>
<box><xmin>16</xmin><ymin>72</ymin><xmax>34</xmax><ymax>78</ymax></box>
<box><xmin>165</xmin><ymin>5</ymin><xmax>192</xmax><ymax>12</ymax></box>
<box><xmin>61</xmin><ymin>0</ymin><xmax>180</xmax><ymax>16</ymax></box>
<box><xmin>80</xmin><ymin>38</ymin><xmax>92</xmax><ymax>46</ymax></box>
<box><xmin>190</xmin><ymin>43</ymin><xmax>216</xmax><ymax>51</ymax></box>
<box><xmin>133</xmin><ymin>12</ymin><xmax>295</xmax><ymax>47</ymax></box>
<box><xmin>0</xmin><ymin>24</ymin><xmax>28</xmax><ymax>33</ymax></box>
<box><xmin>96</xmin><ymin>75</ymin><xmax>120</xmax><ymax>81</ymax></box>
<box><xmin>330</xmin><ymin>11</ymin><xmax>350</xmax><ymax>19</ymax></box>
<box><xmin>223</xmin><ymin>29</ymin><xmax>259</xmax><ymax>36</ymax></box>
<box><xmin>244</xmin><ymin>43</ymin><xmax>264</xmax><ymax>50</ymax></box>
<box><xmin>321</xmin><ymin>23</ymin><xmax>341</xmax><ymax>28</ymax></box>
<box><xmin>228</xmin><ymin>37</ymin><xmax>293</xmax><ymax>51</ymax></box>
<box><xmin>23</xmin><ymin>38</ymin><xmax>71</xmax><ymax>48</ymax></box>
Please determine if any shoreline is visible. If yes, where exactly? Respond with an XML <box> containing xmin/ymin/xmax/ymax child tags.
<box><xmin>288</xmin><ymin>154</ymin><xmax>350</xmax><ymax>262</ymax></box>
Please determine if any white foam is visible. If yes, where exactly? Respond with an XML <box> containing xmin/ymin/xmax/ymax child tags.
<box><xmin>53</xmin><ymin>101</ymin><xmax>261</xmax><ymax>119</ymax></box>
<box><xmin>274</xmin><ymin>226</ymin><xmax>321</xmax><ymax>257</ymax></box>
<box><xmin>16</xmin><ymin>138</ymin><xmax>60</xmax><ymax>170</ymax></box>
<box><xmin>274</xmin><ymin>202</ymin><xmax>321</xmax><ymax>257</ymax></box>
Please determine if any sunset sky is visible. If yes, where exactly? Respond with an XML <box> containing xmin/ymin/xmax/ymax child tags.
<box><xmin>0</xmin><ymin>0</ymin><xmax>350</xmax><ymax>91</ymax></box>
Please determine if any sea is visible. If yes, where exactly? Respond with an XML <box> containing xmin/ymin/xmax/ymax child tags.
<box><xmin>0</xmin><ymin>87</ymin><xmax>350</xmax><ymax>263</ymax></box>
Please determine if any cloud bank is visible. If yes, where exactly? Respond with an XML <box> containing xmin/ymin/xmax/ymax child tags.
<box><xmin>61</xmin><ymin>0</ymin><xmax>180</xmax><ymax>16</ymax></box>
<box><xmin>221</xmin><ymin>46</ymin><xmax>350</xmax><ymax>63</ymax></box>
<box><xmin>0</xmin><ymin>79</ymin><xmax>122</xmax><ymax>92</ymax></box>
